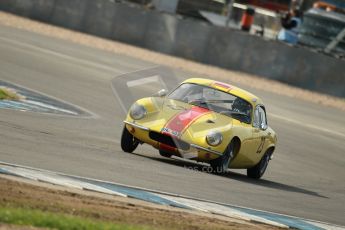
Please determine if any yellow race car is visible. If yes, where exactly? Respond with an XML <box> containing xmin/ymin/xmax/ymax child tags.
<box><xmin>121</xmin><ymin>78</ymin><xmax>277</xmax><ymax>179</ymax></box>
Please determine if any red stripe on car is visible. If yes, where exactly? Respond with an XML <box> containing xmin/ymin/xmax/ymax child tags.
<box><xmin>163</xmin><ymin>106</ymin><xmax>210</xmax><ymax>136</ymax></box>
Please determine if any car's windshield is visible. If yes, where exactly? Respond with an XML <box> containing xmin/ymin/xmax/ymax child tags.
<box><xmin>168</xmin><ymin>83</ymin><xmax>252</xmax><ymax>123</ymax></box>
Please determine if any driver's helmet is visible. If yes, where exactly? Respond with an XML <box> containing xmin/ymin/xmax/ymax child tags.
<box><xmin>232</xmin><ymin>98</ymin><xmax>251</xmax><ymax>115</ymax></box>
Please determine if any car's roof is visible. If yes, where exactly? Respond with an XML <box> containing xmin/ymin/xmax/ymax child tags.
<box><xmin>182</xmin><ymin>78</ymin><xmax>263</xmax><ymax>107</ymax></box>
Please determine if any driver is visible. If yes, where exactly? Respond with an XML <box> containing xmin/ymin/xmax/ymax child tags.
<box><xmin>232</xmin><ymin>98</ymin><xmax>251</xmax><ymax>117</ymax></box>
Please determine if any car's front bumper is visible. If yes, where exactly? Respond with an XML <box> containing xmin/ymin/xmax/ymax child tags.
<box><xmin>124</xmin><ymin>121</ymin><xmax>223</xmax><ymax>160</ymax></box>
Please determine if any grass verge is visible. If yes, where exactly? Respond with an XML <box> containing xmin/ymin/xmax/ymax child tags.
<box><xmin>0</xmin><ymin>206</ymin><xmax>149</xmax><ymax>230</ymax></box>
<box><xmin>0</xmin><ymin>176</ymin><xmax>279</xmax><ymax>230</ymax></box>
<box><xmin>0</xmin><ymin>87</ymin><xmax>22</xmax><ymax>100</ymax></box>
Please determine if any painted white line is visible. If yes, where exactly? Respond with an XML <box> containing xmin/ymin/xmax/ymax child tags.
<box><xmin>1</xmin><ymin>161</ymin><xmax>344</xmax><ymax>230</ymax></box>
<box><xmin>270</xmin><ymin>113</ymin><xmax>345</xmax><ymax>139</ymax></box>
<box><xmin>25</xmin><ymin>100</ymin><xmax>78</xmax><ymax>115</ymax></box>
<box><xmin>0</xmin><ymin>77</ymin><xmax>98</xmax><ymax>119</ymax></box>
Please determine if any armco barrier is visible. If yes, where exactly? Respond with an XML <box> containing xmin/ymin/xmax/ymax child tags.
<box><xmin>0</xmin><ymin>0</ymin><xmax>344</xmax><ymax>97</ymax></box>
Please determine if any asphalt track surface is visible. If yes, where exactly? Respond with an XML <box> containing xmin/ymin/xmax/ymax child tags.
<box><xmin>0</xmin><ymin>25</ymin><xmax>344</xmax><ymax>226</ymax></box>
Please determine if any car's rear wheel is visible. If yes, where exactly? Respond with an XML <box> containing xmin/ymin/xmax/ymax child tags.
<box><xmin>121</xmin><ymin>126</ymin><xmax>139</xmax><ymax>153</ymax></box>
<box><xmin>210</xmin><ymin>140</ymin><xmax>234</xmax><ymax>174</ymax></box>
<box><xmin>159</xmin><ymin>150</ymin><xmax>173</xmax><ymax>158</ymax></box>
<box><xmin>247</xmin><ymin>149</ymin><xmax>272</xmax><ymax>179</ymax></box>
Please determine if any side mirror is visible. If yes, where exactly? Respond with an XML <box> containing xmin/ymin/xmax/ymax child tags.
<box><xmin>154</xmin><ymin>89</ymin><xmax>168</xmax><ymax>97</ymax></box>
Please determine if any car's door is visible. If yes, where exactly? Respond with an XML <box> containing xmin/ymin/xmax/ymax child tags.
<box><xmin>251</xmin><ymin>105</ymin><xmax>269</xmax><ymax>157</ymax></box>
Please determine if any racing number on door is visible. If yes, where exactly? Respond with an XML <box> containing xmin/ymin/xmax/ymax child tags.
<box><xmin>256</xmin><ymin>136</ymin><xmax>265</xmax><ymax>154</ymax></box>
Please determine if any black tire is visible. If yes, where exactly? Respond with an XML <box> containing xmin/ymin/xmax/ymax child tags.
<box><xmin>159</xmin><ymin>150</ymin><xmax>173</xmax><ymax>158</ymax></box>
<box><xmin>210</xmin><ymin>140</ymin><xmax>235</xmax><ymax>174</ymax></box>
<box><xmin>121</xmin><ymin>126</ymin><xmax>139</xmax><ymax>153</ymax></box>
<box><xmin>247</xmin><ymin>150</ymin><xmax>271</xmax><ymax>179</ymax></box>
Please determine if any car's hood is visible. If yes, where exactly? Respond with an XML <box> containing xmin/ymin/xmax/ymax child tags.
<box><xmin>138</xmin><ymin>98</ymin><xmax>233</xmax><ymax>138</ymax></box>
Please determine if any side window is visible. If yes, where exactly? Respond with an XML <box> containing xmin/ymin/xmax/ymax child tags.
<box><xmin>253</xmin><ymin>107</ymin><xmax>260</xmax><ymax>128</ymax></box>
<box><xmin>253</xmin><ymin>106</ymin><xmax>267</xmax><ymax>129</ymax></box>
<box><xmin>258</xmin><ymin>106</ymin><xmax>267</xmax><ymax>129</ymax></box>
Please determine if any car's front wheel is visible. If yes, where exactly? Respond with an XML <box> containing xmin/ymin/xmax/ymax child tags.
<box><xmin>121</xmin><ymin>126</ymin><xmax>139</xmax><ymax>153</ymax></box>
<box><xmin>210</xmin><ymin>140</ymin><xmax>234</xmax><ymax>174</ymax></box>
<box><xmin>247</xmin><ymin>149</ymin><xmax>272</xmax><ymax>179</ymax></box>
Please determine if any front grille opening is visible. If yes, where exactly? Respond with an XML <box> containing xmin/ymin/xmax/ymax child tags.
<box><xmin>149</xmin><ymin>131</ymin><xmax>190</xmax><ymax>151</ymax></box>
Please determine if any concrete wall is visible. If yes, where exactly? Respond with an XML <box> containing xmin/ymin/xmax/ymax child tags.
<box><xmin>1</xmin><ymin>0</ymin><xmax>344</xmax><ymax>98</ymax></box>
<box><xmin>50</xmin><ymin>0</ymin><xmax>87</xmax><ymax>30</ymax></box>
<box><xmin>82</xmin><ymin>0</ymin><xmax>116</xmax><ymax>38</ymax></box>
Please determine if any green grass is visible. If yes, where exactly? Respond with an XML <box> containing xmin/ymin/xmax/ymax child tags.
<box><xmin>0</xmin><ymin>88</ymin><xmax>8</xmax><ymax>100</ymax></box>
<box><xmin>0</xmin><ymin>206</ymin><xmax>150</xmax><ymax>230</ymax></box>
<box><xmin>0</xmin><ymin>87</ymin><xmax>21</xmax><ymax>100</ymax></box>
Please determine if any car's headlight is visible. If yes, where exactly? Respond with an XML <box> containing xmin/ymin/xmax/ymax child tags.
<box><xmin>206</xmin><ymin>131</ymin><xmax>223</xmax><ymax>146</ymax></box>
<box><xmin>129</xmin><ymin>103</ymin><xmax>146</xmax><ymax>120</ymax></box>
